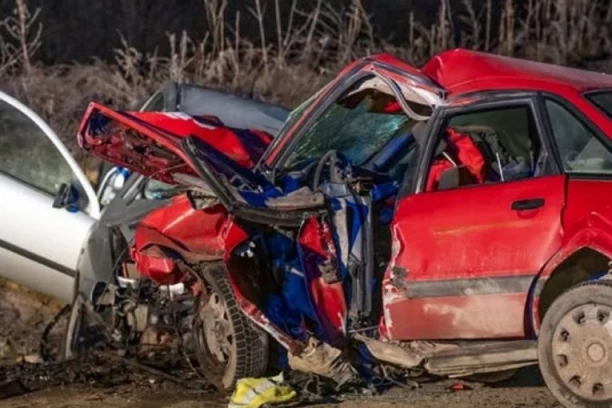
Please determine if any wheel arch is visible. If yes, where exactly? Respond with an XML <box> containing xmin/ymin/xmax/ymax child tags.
<box><xmin>529</xmin><ymin>227</ymin><xmax>612</xmax><ymax>335</ymax></box>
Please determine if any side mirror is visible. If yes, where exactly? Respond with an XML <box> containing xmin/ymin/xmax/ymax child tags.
<box><xmin>53</xmin><ymin>183</ymin><xmax>80</xmax><ymax>212</ymax></box>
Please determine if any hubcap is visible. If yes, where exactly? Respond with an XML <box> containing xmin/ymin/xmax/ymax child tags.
<box><xmin>200</xmin><ymin>292</ymin><xmax>234</xmax><ymax>364</ymax></box>
<box><xmin>552</xmin><ymin>303</ymin><xmax>612</xmax><ymax>401</ymax></box>
<box><xmin>587</xmin><ymin>342</ymin><xmax>605</xmax><ymax>362</ymax></box>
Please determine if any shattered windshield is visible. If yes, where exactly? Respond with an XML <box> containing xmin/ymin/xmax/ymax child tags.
<box><xmin>283</xmin><ymin>77</ymin><xmax>421</xmax><ymax>171</ymax></box>
<box><xmin>259</xmin><ymin>91</ymin><xmax>321</xmax><ymax>168</ymax></box>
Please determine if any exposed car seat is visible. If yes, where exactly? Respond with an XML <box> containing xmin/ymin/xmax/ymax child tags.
<box><xmin>448</xmin><ymin>107</ymin><xmax>535</xmax><ymax>168</ymax></box>
<box><xmin>456</xmin><ymin>124</ymin><xmax>537</xmax><ymax>181</ymax></box>
<box><xmin>426</xmin><ymin>128</ymin><xmax>487</xmax><ymax>191</ymax></box>
<box><xmin>452</xmin><ymin>125</ymin><xmax>509</xmax><ymax>168</ymax></box>
<box><xmin>437</xmin><ymin>165</ymin><xmax>480</xmax><ymax>190</ymax></box>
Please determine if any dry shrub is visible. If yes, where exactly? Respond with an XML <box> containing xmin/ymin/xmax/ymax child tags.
<box><xmin>1</xmin><ymin>63</ymin><xmax>146</xmax><ymax>157</ymax></box>
<box><xmin>1</xmin><ymin>0</ymin><xmax>612</xmax><ymax>158</ymax></box>
<box><xmin>0</xmin><ymin>0</ymin><xmax>41</xmax><ymax>75</ymax></box>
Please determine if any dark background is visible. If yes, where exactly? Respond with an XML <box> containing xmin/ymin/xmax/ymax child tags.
<box><xmin>1</xmin><ymin>0</ymin><xmax>502</xmax><ymax>64</ymax></box>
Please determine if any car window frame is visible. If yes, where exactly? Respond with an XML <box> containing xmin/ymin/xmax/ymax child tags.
<box><xmin>412</xmin><ymin>92</ymin><xmax>558</xmax><ymax>195</ymax></box>
<box><xmin>0</xmin><ymin>92</ymin><xmax>100</xmax><ymax>217</ymax></box>
<box><xmin>583</xmin><ymin>88</ymin><xmax>612</xmax><ymax>120</ymax></box>
<box><xmin>0</xmin><ymin>97</ymin><xmax>72</xmax><ymax>196</ymax></box>
<box><xmin>540</xmin><ymin>91</ymin><xmax>612</xmax><ymax>178</ymax></box>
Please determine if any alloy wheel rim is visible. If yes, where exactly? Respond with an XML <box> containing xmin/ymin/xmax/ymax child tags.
<box><xmin>200</xmin><ymin>292</ymin><xmax>234</xmax><ymax>365</ymax></box>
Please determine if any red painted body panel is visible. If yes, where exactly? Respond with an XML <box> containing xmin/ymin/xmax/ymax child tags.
<box><xmin>132</xmin><ymin>195</ymin><xmax>234</xmax><ymax>283</ymax></box>
<box><xmin>393</xmin><ymin>175</ymin><xmax>566</xmax><ymax>281</ymax></box>
<box><xmin>422</xmin><ymin>49</ymin><xmax>612</xmax><ymax>94</ymax></box>
<box><xmin>384</xmin><ymin>175</ymin><xmax>566</xmax><ymax>340</ymax></box>
<box><xmin>530</xmin><ymin>178</ymin><xmax>612</xmax><ymax>332</ymax></box>
<box><xmin>129</xmin><ymin>193</ymin><xmax>306</xmax><ymax>351</ymax></box>
<box><xmin>384</xmin><ymin>293</ymin><xmax>528</xmax><ymax>340</ymax></box>
<box><xmin>561</xmin><ymin>179</ymin><xmax>612</xmax><ymax>242</ymax></box>
<box><xmin>139</xmin><ymin>195</ymin><xmax>229</xmax><ymax>257</ymax></box>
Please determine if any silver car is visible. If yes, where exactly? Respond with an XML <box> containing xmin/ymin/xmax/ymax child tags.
<box><xmin>0</xmin><ymin>82</ymin><xmax>289</xmax><ymax>303</ymax></box>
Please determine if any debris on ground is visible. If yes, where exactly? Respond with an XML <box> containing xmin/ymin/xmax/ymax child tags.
<box><xmin>0</xmin><ymin>348</ymin><xmax>214</xmax><ymax>401</ymax></box>
<box><xmin>448</xmin><ymin>382</ymin><xmax>473</xmax><ymax>392</ymax></box>
<box><xmin>15</xmin><ymin>354</ymin><xmax>44</xmax><ymax>365</ymax></box>
<box><xmin>228</xmin><ymin>373</ymin><xmax>297</xmax><ymax>408</ymax></box>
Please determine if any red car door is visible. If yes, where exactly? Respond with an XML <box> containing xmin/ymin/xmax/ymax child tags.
<box><xmin>383</xmin><ymin>96</ymin><xmax>567</xmax><ymax>341</ymax></box>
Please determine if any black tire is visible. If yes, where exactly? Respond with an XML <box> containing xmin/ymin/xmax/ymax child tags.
<box><xmin>193</xmin><ymin>265</ymin><xmax>268</xmax><ymax>390</ymax></box>
<box><xmin>538</xmin><ymin>280</ymin><xmax>612</xmax><ymax>408</ymax></box>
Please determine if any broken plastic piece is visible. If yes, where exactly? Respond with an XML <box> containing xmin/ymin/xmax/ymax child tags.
<box><xmin>228</xmin><ymin>373</ymin><xmax>297</xmax><ymax>408</ymax></box>
<box><xmin>448</xmin><ymin>382</ymin><xmax>472</xmax><ymax>392</ymax></box>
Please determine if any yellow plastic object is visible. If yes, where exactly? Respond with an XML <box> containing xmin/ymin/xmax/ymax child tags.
<box><xmin>228</xmin><ymin>373</ymin><xmax>297</xmax><ymax>408</ymax></box>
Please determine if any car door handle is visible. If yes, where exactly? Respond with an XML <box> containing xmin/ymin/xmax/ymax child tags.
<box><xmin>511</xmin><ymin>198</ymin><xmax>545</xmax><ymax>211</ymax></box>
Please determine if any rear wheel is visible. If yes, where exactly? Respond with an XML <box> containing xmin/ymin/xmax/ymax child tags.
<box><xmin>193</xmin><ymin>265</ymin><xmax>268</xmax><ymax>390</ymax></box>
<box><xmin>538</xmin><ymin>281</ymin><xmax>612</xmax><ymax>408</ymax></box>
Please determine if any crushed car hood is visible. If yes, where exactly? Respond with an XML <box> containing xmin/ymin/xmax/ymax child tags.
<box><xmin>77</xmin><ymin>102</ymin><xmax>273</xmax><ymax>184</ymax></box>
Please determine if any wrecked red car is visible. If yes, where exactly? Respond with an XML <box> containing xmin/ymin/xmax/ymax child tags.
<box><xmin>77</xmin><ymin>49</ymin><xmax>612</xmax><ymax>408</ymax></box>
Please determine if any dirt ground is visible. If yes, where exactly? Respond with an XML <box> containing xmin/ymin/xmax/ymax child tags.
<box><xmin>0</xmin><ymin>279</ymin><xmax>562</xmax><ymax>408</ymax></box>
<box><xmin>0</xmin><ymin>379</ymin><xmax>561</xmax><ymax>408</ymax></box>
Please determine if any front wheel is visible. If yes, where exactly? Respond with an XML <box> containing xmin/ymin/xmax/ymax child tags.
<box><xmin>538</xmin><ymin>281</ymin><xmax>612</xmax><ymax>408</ymax></box>
<box><xmin>193</xmin><ymin>265</ymin><xmax>268</xmax><ymax>390</ymax></box>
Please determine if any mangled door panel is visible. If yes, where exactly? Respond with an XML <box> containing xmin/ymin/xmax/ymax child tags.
<box><xmin>181</xmin><ymin>140</ymin><xmax>395</xmax><ymax>355</ymax></box>
<box><xmin>222</xmin><ymin>197</ymin><xmax>386</xmax><ymax>355</ymax></box>
<box><xmin>294</xmin><ymin>183</ymin><xmax>390</xmax><ymax>345</ymax></box>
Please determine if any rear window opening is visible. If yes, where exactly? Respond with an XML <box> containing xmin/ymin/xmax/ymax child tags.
<box><xmin>585</xmin><ymin>91</ymin><xmax>612</xmax><ymax>119</ymax></box>
<box><xmin>548</xmin><ymin>97</ymin><xmax>612</xmax><ymax>174</ymax></box>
